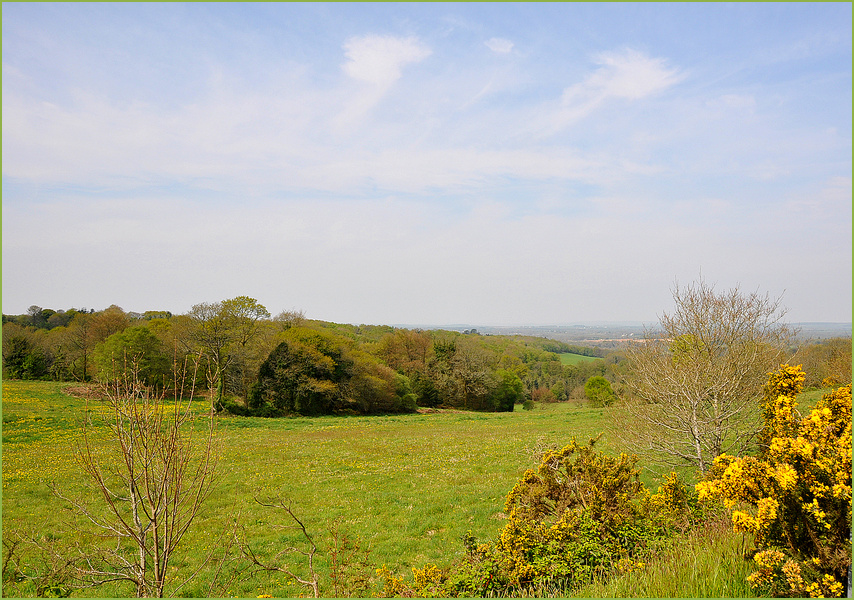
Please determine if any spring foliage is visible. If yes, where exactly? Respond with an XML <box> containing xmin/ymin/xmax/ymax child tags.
<box><xmin>249</xmin><ymin>327</ymin><xmax>418</xmax><ymax>416</ymax></box>
<box><xmin>696</xmin><ymin>365</ymin><xmax>852</xmax><ymax>597</ymax></box>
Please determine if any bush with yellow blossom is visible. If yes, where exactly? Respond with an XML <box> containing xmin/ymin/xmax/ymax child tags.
<box><xmin>697</xmin><ymin>365</ymin><xmax>851</xmax><ymax>598</ymax></box>
<box><xmin>375</xmin><ymin>564</ymin><xmax>447</xmax><ymax>598</ymax></box>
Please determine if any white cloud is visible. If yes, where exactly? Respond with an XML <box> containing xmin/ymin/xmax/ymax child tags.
<box><xmin>342</xmin><ymin>34</ymin><xmax>431</xmax><ymax>87</ymax></box>
<box><xmin>554</xmin><ymin>48</ymin><xmax>682</xmax><ymax>127</ymax></box>
<box><xmin>333</xmin><ymin>34</ymin><xmax>432</xmax><ymax>131</ymax></box>
<box><xmin>1</xmin><ymin>81</ymin><xmax>632</xmax><ymax>196</ymax></box>
<box><xmin>485</xmin><ymin>37</ymin><xmax>514</xmax><ymax>54</ymax></box>
<box><xmin>781</xmin><ymin>175</ymin><xmax>852</xmax><ymax>225</ymax></box>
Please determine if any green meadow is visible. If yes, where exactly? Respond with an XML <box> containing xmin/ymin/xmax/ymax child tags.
<box><xmin>2</xmin><ymin>380</ymin><xmax>757</xmax><ymax>598</ymax></box>
<box><xmin>557</xmin><ymin>352</ymin><xmax>603</xmax><ymax>366</ymax></box>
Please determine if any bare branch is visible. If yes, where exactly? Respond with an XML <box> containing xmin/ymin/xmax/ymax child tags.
<box><xmin>615</xmin><ymin>278</ymin><xmax>792</xmax><ymax>473</ymax></box>
<box><xmin>49</xmin><ymin>356</ymin><xmax>220</xmax><ymax>597</ymax></box>
<box><xmin>236</xmin><ymin>497</ymin><xmax>321</xmax><ymax>598</ymax></box>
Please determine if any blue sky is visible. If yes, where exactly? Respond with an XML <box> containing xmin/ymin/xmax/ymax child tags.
<box><xmin>2</xmin><ymin>3</ymin><xmax>851</xmax><ymax>325</ymax></box>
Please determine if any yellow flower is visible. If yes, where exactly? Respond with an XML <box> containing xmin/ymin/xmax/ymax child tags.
<box><xmin>782</xmin><ymin>560</ymin><xmax>804</xmax><ymax>593</ymax></box>
<box><xmin>756</xmin><ymin>497</ymin><xmax>778</xmax><ymax>525</ymax></box>
<box><xmin>753</xmin><ymin>549</ymin><xmax>786</xmax><ymax>569</ymax></box>
<box><xmin>774</xmin><ymin>463</ymin><xmax>798</xmax><ymax>490</ymax></box>
<box><xmin>732</xmin><ymin>510</ymin><xmax>759</xmax><ymax>534</ymax></box>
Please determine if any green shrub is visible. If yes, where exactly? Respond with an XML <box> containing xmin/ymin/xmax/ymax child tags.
<box><xmin>375</xmin><ymin>436</ymin><xmax>699</xmax><ymax>597</ymax></box>
<box><xmin>489</xmin><ymin>370</ymin><xmax>523</xmax><ymax>412</ymax></box>
<box><xmin>3</xmin><ymin>335</ymin><xmax>49</xmax><ymax>380</ymax></box>
<box><xmin>583</xmin><ymin>375</ymin><xmax>616</xmax><ymax>407</ymax></box>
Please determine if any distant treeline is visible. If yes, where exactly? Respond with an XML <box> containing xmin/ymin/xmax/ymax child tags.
<box><xmin>539</xmin><ymin>340</ymin><xmax>604</xmax><ymax>358</ymax></box>
<box><xmin>5</xmin><ymin>302</ymin><xmax>849</xmax><ymax>414</ymax></box>
<box><xmin>2</xmin><ymin>300</ymin><xmax>620</xmax><ymax>416</ymax></box>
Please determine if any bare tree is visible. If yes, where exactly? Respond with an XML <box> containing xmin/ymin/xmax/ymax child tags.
<box><xmin>617</xmin><ymin>279</ymin><xmax>794</xmax><ymax>473</ymax></box>
<box><xmin>238</xmin><ymin>497</ymin><xmax>320</xmax><ymax>598</ymax></box>
<box><xmin>63</xmin><ymin>311</ymin><xmax>95</xmax><ymax>380</ymax></box>
<box><xmin>2</xmin><ymin>526</ymin><xmax>78</xmax><ymax>597</ymax></box>
<box><xmin>51</xmin><ymin>354</ymin><xmax>219</xmax><ymax>597</ymax></box>
<box><xmin>273</xmin><ymin>309</ymin><xmax>307</xmax><ymax>330</ymax></box>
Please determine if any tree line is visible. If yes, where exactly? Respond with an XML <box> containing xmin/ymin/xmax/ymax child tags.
<box><xmin>2</xmin><ymin>298</ymin><xmax>619</xmax><ymax>415</ymax></box>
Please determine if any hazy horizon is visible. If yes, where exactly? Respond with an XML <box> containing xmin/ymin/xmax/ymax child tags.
<box><xmin>3</xmin><ymin>4</ymin><xmax>851</xmax><ymax>325</ymax></box>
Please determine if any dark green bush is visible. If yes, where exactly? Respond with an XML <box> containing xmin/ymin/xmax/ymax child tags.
<box><xmin>249</xmin><ymin>327</ymin><xmax>417</xmax><ymax>416</ymax></box>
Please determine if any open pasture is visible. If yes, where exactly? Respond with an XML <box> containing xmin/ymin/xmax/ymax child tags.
<box><xmin>558</xmin><ymin>352</ymin><xmax>603</xmax><ymax>366</ymax></box>
<box><xmin>3</xmin><ymin>380</ymin><xmax>622</xmax><ymax>597</ymax></box>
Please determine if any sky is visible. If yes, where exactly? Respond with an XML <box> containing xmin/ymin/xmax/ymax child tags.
<box><xmin>2</xmin><ymin>3</ymin><xmax>851</xmax><ymax>326</ymax></box>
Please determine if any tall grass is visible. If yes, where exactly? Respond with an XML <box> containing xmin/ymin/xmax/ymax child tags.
<box><xmin>572</xmin><ymin>517</ymin><xmax>757</xmax><ymax>598</ymax></box>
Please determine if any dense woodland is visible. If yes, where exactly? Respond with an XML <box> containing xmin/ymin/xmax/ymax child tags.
<box><xmin>2</xmin><ymin>298</ymin><xmax>622</xmax><ymax>416</ymax></box>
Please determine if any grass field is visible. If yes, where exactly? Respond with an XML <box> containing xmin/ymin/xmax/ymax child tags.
<box><xmin>1</xmin><ymin>379</ymin><xmax>762</xmax><ymax>598</ymax></box>
<box><xmin>557</xmin><ymin>352</ymin><xmax>603</xmax><ymax>366</ymax></box>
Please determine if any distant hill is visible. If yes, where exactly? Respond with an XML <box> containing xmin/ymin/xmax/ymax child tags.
<box><xmin>432</xmin><ymin>324</ymin><xmax>652</xmax><ymax>345</ymax></box>
<box><xmin>792</xmin><ymin>322</ymin><xmax>852</xmax><ymax>339</ymax></box>
<box><xmin>412</xmin><ymin>322</ymin><xmax>851</xmax><ymax>345</ymax></box>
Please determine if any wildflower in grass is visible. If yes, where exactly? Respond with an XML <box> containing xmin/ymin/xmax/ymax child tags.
<box><xmin>614</xmin><ymin>557</ymin><xmax>646</xmax><ymax>574</ymax></box>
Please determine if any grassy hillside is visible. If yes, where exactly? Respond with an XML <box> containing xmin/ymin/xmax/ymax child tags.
<box><xmin>1</xmin><ymin>380</ymin><xmax>758</xmax><ymax>598</ymax></box>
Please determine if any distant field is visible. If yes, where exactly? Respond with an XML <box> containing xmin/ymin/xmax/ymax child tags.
<box><xmin>2</xmin><ymin>380</ymin><xmax>621</xmax><ymax>598</ymax></box>
<box><xmin>558</xmin><ymin>352</ymin><xmax>603</xmax><ymax>366</ymax></box>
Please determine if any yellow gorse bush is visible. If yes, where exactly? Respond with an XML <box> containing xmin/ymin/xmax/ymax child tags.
<box><xmin>375</xmin><ymin>564</ymin><xmax>447</xmax><ymax>598</ymax></box>
<box><xmin>696</xmin><ymin>365</ymin><xmax>851</xmax><ymax>598</ymax></box>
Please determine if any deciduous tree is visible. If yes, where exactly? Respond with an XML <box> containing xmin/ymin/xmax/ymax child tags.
<box><xmin>93</xmin><ymin>326</ymin><xmax>170</xmax><ymax>388</ymax></box>
<box><xmin>618</xmin><ymin>279</ymin><xmax>793</xmax><ymax>473</ymax></box>
<box><xmin>187</xmin><ymin>296</ymin><xmax>270</xmax><ymax>409</ymax></box>
<box><xmin>63</xmin><ymin>312</ymin><xmax>95</xmax><ymax>380</ymax></box>
<box><xmin>89</xmin><ymin>305</ymin><xmax>131</xmax><ymax>343</ymax></box>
